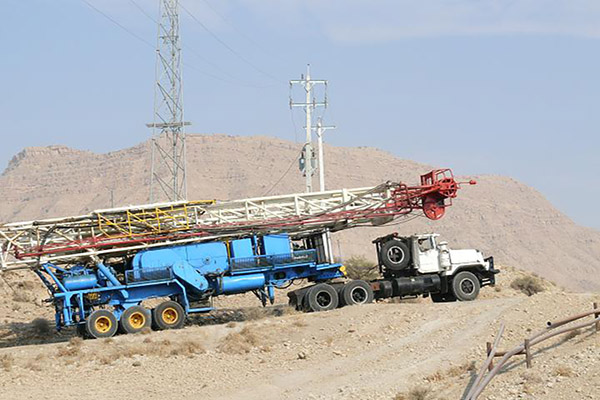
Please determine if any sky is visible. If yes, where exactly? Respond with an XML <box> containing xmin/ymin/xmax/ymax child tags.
<box><xmin>1</xmin><ymin>0</ymin><xmax>599</xmax><ymax>229</ymax></box>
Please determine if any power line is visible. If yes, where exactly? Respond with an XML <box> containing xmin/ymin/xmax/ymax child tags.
<box><xmin>128</xmin><ymin>0</ymin><xmax>277</xmax><ymax>89</ymax></box>
<box><xmin>197</xmin><ymin>0</ymin><xmax>287</xmax><ymax>64</ymax></box>
<box><xmin>263</xmin><ymin>150</ymin><xmax>302</xmax><ymax>196</ymax></box>
<box><xmin>82</xmin><ymin>0</ymin><xmax>272</xmax><ymax>88</ymax></box>
<box><xmin>179</xmin><ymin>2</ymin><xmax>285</xmax><ymax>85</ymax></box>
<box><xmin>80</xmin><ymin>0</ymin><xmax>154</xmax><ymax>48</ymax></box>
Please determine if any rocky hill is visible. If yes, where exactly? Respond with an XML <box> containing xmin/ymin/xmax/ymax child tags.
<box><xmin>1</xmin><ymin>134</ymin><xmax>599</xmax><ymax>291</ymax></box>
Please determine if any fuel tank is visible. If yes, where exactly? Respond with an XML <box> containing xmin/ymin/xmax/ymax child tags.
<box><xmin>63</xmin><ymin>274</ymin><xmax>98</xmax><ymax>291</ymax></box>
<box><xmin>220</xmin><ymin>274</ymin><xmax>265</xmax><ymax>294</ymax></box>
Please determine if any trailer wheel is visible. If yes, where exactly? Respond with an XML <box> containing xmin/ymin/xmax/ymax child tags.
<box><xmin>341</xmin><ymin>280</ymin><xmax>374</xmax><ymax>306</ymax></box>
<box><xmin>451</xmin><ymin>271</ymin><xmax>480</xmax><ymax>301</ymax></box>
<box><xmin>120</xmin><ymin>306</ymin><xmax>151</xmax><ymax>334</ymax></box>
<box><xmin>430</xmin><ymin>293</ymin><xmax>457</xmax><ymax>303</ymax></box>
<box><xmin>304</xmin><ymin>284</ymin><xmax>339</xmax><ymax>312</ymax></box>
<box><xmin>86</xmin><ymin>310</ymin><xmax>118</xmax><ymax>339</ymax></box>
<box><xmin>152</xmin><ymin>301</ymin><xmax>185</xmax><ymax>330</ymax></box>
<box><xmin>380</xmin><ymin>240</ymin><xmax>410</xmax><ymax>270</ymax></box>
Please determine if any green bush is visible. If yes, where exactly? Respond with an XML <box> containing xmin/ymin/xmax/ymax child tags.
<box><xmin>343</xmin><ymin>255</ymin><xmax>378</xmax><ymax>280</ymax></box>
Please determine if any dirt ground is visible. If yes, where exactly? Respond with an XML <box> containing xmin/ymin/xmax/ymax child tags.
<box><xmin>0</xmin><ymin>267</ymin><xmax>598</xmax><ymax>400</ymax></box>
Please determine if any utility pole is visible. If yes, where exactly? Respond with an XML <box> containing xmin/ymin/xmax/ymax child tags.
<box><xmin>147</xmin><ymin>0</ymin><xmax>190</xmax><ymax>203</ymax></box>
<box><xmin>290</xmin><ymin>65</ymin><xmax>327</xmax><ymax>193</ymax></box>
<box><xmin>315</xmin><ymin>117</ymin><xmax>336</xmax><ymax>192</ymax></box>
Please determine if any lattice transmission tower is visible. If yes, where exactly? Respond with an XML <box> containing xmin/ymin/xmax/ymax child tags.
<box><xmin>147</xmin><ymin>0</ymin><xmax>190</xmax><ymax>202</ymax></box>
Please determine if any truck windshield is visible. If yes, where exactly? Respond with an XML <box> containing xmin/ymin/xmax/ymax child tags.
<box><xmin>418</xmin><ymin>239</ymin><xmax>433</xmax><ymax>252</ymax></box>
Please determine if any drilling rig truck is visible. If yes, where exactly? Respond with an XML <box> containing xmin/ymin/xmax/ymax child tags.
<box><xmin>0</xmin><ymin>169</ymin><xmax>496</xmax><ymax>338</ymax></box>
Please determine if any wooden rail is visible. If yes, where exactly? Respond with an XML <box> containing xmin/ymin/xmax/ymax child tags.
<box><xmin>465</xmin><ymin>302</ymin><xmax>600</xmax><ymax>400</ymax></box>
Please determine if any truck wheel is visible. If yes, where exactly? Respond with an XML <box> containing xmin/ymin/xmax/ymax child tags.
<box><xmin>341</xmin><ymin>280</ymin><xmax>374</xmax><ymax>306</ymax></box>
<box><xmin>120</xmin><ymin>306</ymin><xmax>151</xmax><ymax>334</ymax></box>
<box><xmin>451</xmin><ymin>271</ymin><xmax>480</xmax><ymax>301</ymax></box>
<box><xmin>86</xmin><ymin>310</ymin><xmax>118</xmax><ymax>339</ymax></box>
<box><xmin>430</xmin><ymin>293</ymin><xmax>457</xmax><ymax>303</ymax></box>
<box><xmin>380</xmin><ymin>240</ymin><xmax>410</xmax><ymax>270</ymax></box>
<box><xmin>305</xmin><ymin>283</ymin><xmax>339</xmax><ymax>312</ymax></box>
<box><xmin>152</xmin><ymin>301</ymin><xmax>185</xmax><ymax>330</ymax></box>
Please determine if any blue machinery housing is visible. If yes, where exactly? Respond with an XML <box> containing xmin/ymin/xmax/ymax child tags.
<box><xmin>36</xmin><ymin>234</ymin><xmax>344</xmax><ymax>332</ymax></box>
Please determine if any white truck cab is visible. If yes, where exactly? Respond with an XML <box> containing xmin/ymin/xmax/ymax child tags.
<box><xmin>371</xmin><ymin>233</ymin><xmax>497</xmax><ymax>302</ymax></box>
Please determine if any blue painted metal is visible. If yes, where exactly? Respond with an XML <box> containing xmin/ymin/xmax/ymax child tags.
<box><xmin>263</xmin><ymin>234</ymin><xmax>291</xmax><ymax>256</ymax></box>
<box><xmin>220</xmin><ymin>274</ymin><xmax>265</xmax><ymax>294</ymax></box>
<box><xmin>36</xmin><ymin>233</ymin><xmax>344</xmax><ymax>331</ymax></box>
<box><xmin>231</xmin><ymin>238</ymin><xmax>253</xmax><ymax>258</ymax></box>
<box><xmin>63</xmin><ymin>274</ymin><xmax>97</xmax><ymax>291</ymax></box>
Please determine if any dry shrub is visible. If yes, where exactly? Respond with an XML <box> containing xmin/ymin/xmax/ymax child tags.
<box><xmin>521</xmin><ymin>370</ymin><xmax>542</xmax><ymax>384</ymax></box>
<box><xmin>31</xmin><ymin>318</ymin><xmax>52</xmax><ymax>337</ymax></box>
<box><xmin>226</xmin><ymin>321</ymin><xmax>237</xmax><ymax>328</ymax></box>
<box><xmin>57</xmin><ymin>345</ymin><xmax>80</xmax><ymax>358</ymax></box>
<box><xmin>99</xmin><ymin>354</ymin><xmax>116</xmax><ymax>365</ymax></box>
<box><xmin>292</xmin><ymin>318</ymin><xmax>307</xmax><ymax>327</ymax></box>
<box><xmin>394</xmin><ymin>386</ymin><xmax>432</xmax><ymax>400</ymax></box>
<box><xmin>25</xmin><ymin>360</ymin><xmax>42</xmax><ymax>372</ymax></box>
<box><xmin>0</xmin><ymin>354</ymin><xmax>14</xmax><ymax>372</ymax></box>
<box><xmin>447</xmin><ymin>361</ymin><xmax>476</xmax><ymax>377</ymax></box>
<box><xmin>510</xmin><ymin>275</ymin><xmax>545</xmax><ymax>296</ymax></box>
<box><xmin>407</xmin><ymin>387</ymin><xmax>432</xmax><ymax>400</ymax></box>
<box><xmin>170</xmin><ymin>340</ymin><xmax>205</xmax><ymax>357</ymax></box>
<box><xmin>425</xmin><ymin>371</ymin><xmax>443</xmax><ymax>382</ymax></box>
<box><xmin>553</xmin><ymin>364</ymin><xmax>573</xmax><ymax>377</ymax></box>
<box><xmin>57</xmin><ymin>336</ymin><xmax>83</xmax><ymax>358</ymax></box>
<box><xmin>218</xmin><ymin>326</ymin><xmax>261</xmax><ymax>354</ymax></box>
<box><xmin>343</xmin><ymin>255</ymin><xmax>378</xmax><ymax>280</ymax></box>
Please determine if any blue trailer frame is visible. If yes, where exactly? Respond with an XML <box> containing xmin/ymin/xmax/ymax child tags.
<box><xmin>35</xmin><ymin>233</ymin><xmax>344</xmax><ymax>334</ymax></box>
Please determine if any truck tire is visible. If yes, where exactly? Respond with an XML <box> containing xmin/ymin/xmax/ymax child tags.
<box><xmin>430</xmin><ymin>293</ymin><xmax>457</xmax><ymax>303</ymax></box>
<box><xmin>86</xmin><ymin>310</ymin><xmax>118</xmax><ymax>339</ymax></box>
<box><xmin>120</xmin><ymin>305</ymin><xmax>151</xmax><ymax>334</ymax></box>
<box><xmin>380</xmin><ymin>240</ymin><xmax>410</xmax><ymax>270</ymax></box>
<box><xmin>152</xmin><ymin>301</ymin><xmax>185</xmax><ymax>330</ymax></box>
<box><xmin>451</xmin><ymin>271</ymin><xmax>480</xmax><ymax>301</ymax></box>
<box><xmin>341</xmin><ymin>280</ymin><xmax>374</xmax><ymax>306</ymax></box>
<box><xmin>304</xmin><ymin>283</ymin><xmax>339</xmax><ymax>312</ymax></box>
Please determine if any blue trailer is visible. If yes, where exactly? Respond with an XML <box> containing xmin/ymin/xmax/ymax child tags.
<box><xmin>36</xmin><ymin>232</ymin><xmax>353</xmax><ymax>338</ymax></box>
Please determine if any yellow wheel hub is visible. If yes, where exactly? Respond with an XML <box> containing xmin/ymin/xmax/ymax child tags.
<box><xmin>95</xmin><ymin>316</ymin><xmax>112</xmax><ymax>333</ymax></box>
<box><xmin>162</xmin><ymin>307</ymin><xmax>178</xmax><ymax>325</ymax></box>
<box><xmin>128</xmin><ymin>311</ymin><xmax>146</xmax><ymax>329</ymax></box>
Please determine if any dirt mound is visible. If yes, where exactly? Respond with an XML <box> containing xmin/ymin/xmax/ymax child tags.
<box><xmin>1</xmin><ymin>134</ymin><xmax>599</xmax><ymax>292</ymax></box>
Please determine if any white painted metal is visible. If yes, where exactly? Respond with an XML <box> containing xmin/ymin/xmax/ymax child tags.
<box><xmin>290</xmin><ymin>64</ymin><xmax>327</xmax><ymax>193</ymax></box>
<box><xmin>315</xmin><ymin>117</ymin><xmax>336</xmax><ymax>192</ymax></box>
<box><xmin>408</xmin><ymin>234</ymin><xmax>491</xmax><ymax>275</ymax></box>
<box><xmin>0</xmin><ymin>182</ymin><xmax>407</xmax><ymax>270</ymax></box>
<box><xmin>147</xmin><ymin>0</ymin><xmax>190</xmax><ymax>203</ymax></box>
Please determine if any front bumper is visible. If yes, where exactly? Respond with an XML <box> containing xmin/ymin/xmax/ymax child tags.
<box><xmin>481</xmin><ymin>256</ymin><xmax>499</xmax><ymax>287</ymax></box>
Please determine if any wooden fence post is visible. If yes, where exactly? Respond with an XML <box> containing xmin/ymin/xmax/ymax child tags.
<box><xmin>524</xmin><ymin>339</ymin><xmax>532</xmax><ymax>368</ymax></box>
<box><xmin>486</xmin><ymin>342</ymin><xmax>494</xmax><ymax>372</ymax></box>
<box><xmin>594</xmin><ymin>302</ymin><xmax>599</xmax><ymax>333</ymax></box>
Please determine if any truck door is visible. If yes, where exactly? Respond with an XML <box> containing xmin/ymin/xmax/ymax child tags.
<box><xmin>415</xmin><ymin>237</ymin><xmax>440</xmax><ymax>273</ymax></box>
